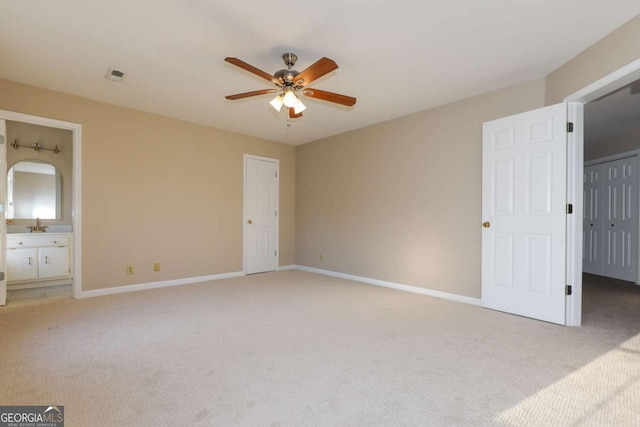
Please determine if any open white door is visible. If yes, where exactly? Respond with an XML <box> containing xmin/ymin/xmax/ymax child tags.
<box><xmin>244</xmin><ymin>155</ymin><xmax>279</xmax><ymax>275</ymax></box>
<box><xmin>482</xmin><ymin>103</ymin><xmax>568</xmax><ymax>325</ymax></box>
<box><xmin>0</xmin><ymin>120</ymin><xmax>7</xmax><ymax>306</ymax></box>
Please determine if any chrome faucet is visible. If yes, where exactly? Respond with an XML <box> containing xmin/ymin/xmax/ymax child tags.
<box><xmin>28</xmin><ymin>217</ymin><xmax>48</xmax><ymax>233</ymax></box>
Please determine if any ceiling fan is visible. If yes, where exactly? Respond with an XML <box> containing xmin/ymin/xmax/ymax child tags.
<box><xmin>224</xmin><ymin>53</ymin><xmax>356</xmax><ymax>119</ymax></box>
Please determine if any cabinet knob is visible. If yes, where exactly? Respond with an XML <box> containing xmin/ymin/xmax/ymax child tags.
<box><xmin>247</xmin><ymin>220</ymin><xmax>253</xmax><ymax>224</ymax></box>
<box><xmin>482</xmin><ymin>221</ymin><xmax>491</xmax><ymax>228</ymax></box>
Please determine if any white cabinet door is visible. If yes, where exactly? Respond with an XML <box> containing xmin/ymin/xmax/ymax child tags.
<box><xmin>7</xmin><ymin>248</ymin><xmax>38</xmax><ymax>282</ymax></box>
<box><xmin>38</xmin><ymin>247</ymin><xmax>70</xmax><ymax>279</ymax></box>
<box><xmin>482</xmin><ymin>103</ymin><xmax>567</xmax><ymax>325</ymax></box>
<box><xmin>602</xmin><ymin>157</ymin><xmax>638</xmax><ymax>282</ymax></box>
<box><xmin>583</xmin><ymin>164</ymin><xmax>603</xmax><ymax>274</ymax></box>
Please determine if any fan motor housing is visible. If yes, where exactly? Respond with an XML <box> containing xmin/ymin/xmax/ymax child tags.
<box><xmin>274</xmin><ymin>69</ymin><xmax>299</xmax><ymax>85</ymax></box>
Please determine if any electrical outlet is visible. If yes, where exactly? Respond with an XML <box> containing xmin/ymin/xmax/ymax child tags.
<box><xmin>153</xmin><ymin>262</ymin><xmax>160</xmax><ymax>272</ymax></box>
<box><xmin>126</xmin><ymin>265</ymin><xmax>135</xmax><ymax>275</ymax></box>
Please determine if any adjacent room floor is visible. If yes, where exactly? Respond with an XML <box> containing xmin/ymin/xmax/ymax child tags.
<box><xmin>1</xmin><ymin>271</ymin><xmax>638</xmax><ymax>426</ymax></box>
<box><xmin>6</xmin><ymin>284</ymin><xmax>72</xmax><ymax>306</ymax></box>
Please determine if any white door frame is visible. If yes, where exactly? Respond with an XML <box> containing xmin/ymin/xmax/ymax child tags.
<box><xmin>0</xmin><ymin>120</ymin><xmax>6</xmax><ymax>306</ymax></box>
<box><xmin>565</xmin><ymin>57</ymin><xmax>640</xmax><ymax>326</ymax></box>
<box><xmin>243</xmin><ymin>154</ymin><xmax>279</xmax><ymax>274</ymax></box>
<box><xmin>0</xmin><ymin>109</ymin><xmax>82</xmax><ymax>300</ymax></box>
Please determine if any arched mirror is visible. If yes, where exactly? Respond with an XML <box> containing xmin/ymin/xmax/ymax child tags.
<box><xmin>7</xmin><ymin>161</ymin><xmax>62</xmax><ymax>219</ymax></box>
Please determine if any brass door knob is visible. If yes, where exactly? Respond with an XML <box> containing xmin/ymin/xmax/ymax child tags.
<box><xmin>247</xmin><ymin>220</ymin><xmax>253</xmax><ymax>224</ymax></box>
<box><xmin>482</xmin><ymin>221</ymin><xmax>491</xmax><ymax>228</ymax></box>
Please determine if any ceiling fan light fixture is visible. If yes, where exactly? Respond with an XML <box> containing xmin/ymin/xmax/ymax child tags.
<box><xmin>224</xmin><ymin>53</ymin><xmax>356</xmax><ymax>119</ymax></box>
<box><xmin>269</xmin><ymin>95</ymin><xmax>284</xmax><ymax>112</ymax></box>
<box><xmin>283</xmin><ymin>89</ymin><xmax>298</xmax><ymax>108</ymax></box>
<box><xmin>293</xmin><ymin>99</ymin><xmax>306</xmax><ymax>114</ymax></box>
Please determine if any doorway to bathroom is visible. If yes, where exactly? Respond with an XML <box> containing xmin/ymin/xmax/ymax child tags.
<box><xmin>0</xmin><ymin>110</ymin><xmax>82</xmax><ymax>306</ymax></box>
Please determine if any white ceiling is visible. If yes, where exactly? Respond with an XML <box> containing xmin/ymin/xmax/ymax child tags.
<box><xmin>1</xmin><ymin>1</ymin><xmax>639</xmax><ymax>146</ymax></box>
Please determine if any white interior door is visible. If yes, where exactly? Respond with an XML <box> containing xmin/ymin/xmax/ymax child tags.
<box><xmin>602</xmin><ymin>156</ymin><xmax>638</xmax><ymax>282</ymax></box>
<box><xmin>482</xmin><ymin>103</ymin><xmax>568</xmax><ymax>325</ymax></box>
<box><xmin>0</xmin><ymin>120</ymin><xmax>7</xmax><ymax>306</ymax></box>
<box><xmin>244</xmin><ymin>156</ymin><xmax>278</xmax><ymax>275</ymax></box>
<box><xmin>583</xmin><ymin>164</ymin><xmax>603</xmax><ymax>274</ymax></box>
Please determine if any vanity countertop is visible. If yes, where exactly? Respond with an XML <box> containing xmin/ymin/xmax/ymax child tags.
<box><xmin>7</xmin><ymin>232</ymin><xmax>73</xmax><ymax>236</ymax></box>
<box><xmin>7</xmin><ymin>225</ymin><xmax>73</xmax><ymax>234</ymax></box>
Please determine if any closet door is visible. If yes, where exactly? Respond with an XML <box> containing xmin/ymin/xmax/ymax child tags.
<box><xmin>583</xmin><ymin>164</ymin><xmax>603</xmax><ymax>275</ymax></box>
<box><xmin>602</xmin><ymin>157</ymin><xmax>638</xmax><ymax>282</ymax></box>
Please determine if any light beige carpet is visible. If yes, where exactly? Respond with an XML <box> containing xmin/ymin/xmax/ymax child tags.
<box><xmin>0</xmin><ymin>270</ymin><xmax>638</xmax><ymax>426</ymax></box>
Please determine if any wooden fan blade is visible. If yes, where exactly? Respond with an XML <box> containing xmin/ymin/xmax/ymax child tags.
<box><xmin>225</xmin><ymin>89</ymin><xmax>277</xmax><ymax>100</ymax></box>
<box><xmin>225</xmin><ymin>57</ymin><xmax>279</xmax><ymax>84</ymax></box>
<box><xmin>302</xmin><ymin>88</ymin><xmax>356</xmax><ymax>106</ymax></box>
<box><xmin>294</xmin><ymin>57</ymin><xmax>338</xmax><ymax>86</ymax></box>
<box><xmin>289</xmin><ymin>107</ymin><xmax>303</xmax><ymax>119</ymax></box>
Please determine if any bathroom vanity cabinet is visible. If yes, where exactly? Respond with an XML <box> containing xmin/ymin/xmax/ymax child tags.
<box><xmin>6</xmin><ymin>233</ymin><xmax>72</xmax><ymax>289</ymax></box>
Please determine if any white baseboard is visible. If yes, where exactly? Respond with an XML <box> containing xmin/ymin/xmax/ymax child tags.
<box><xmin>294</xmin><ymin>265</ymin><xmax>481</xmax><ymax>306</ymax></box>
<box><xmin>79</xmin><ymin>271</ymin><xmax>245</xmax><ymax>298</ymax></box>
<box><xmin>77</xmin><ymin>265</ymin><xmax>481</xmax><ymax>306</ymax></box>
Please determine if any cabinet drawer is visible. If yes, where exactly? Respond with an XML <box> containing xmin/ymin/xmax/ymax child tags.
<box><xmin>7</xmin><ymin>236</ymin><xmax>70</xmax><ymax>248</ymax></box>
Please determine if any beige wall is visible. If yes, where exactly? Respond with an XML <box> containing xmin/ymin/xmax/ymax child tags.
<box><xmin>0</xmin><ymin>78</ymin><xmax>295</xmax><ymax>291</ymax></box>
<box><xmin>6</xmin><ymin>121</ymin><xmax>73</xmax><ymax>225</ymax></box>
<box><xmin>546</xmin><ymin>14</ymin><xmax>640</xmax><ymax>104</ymax></box>
<box><xmin>295</xmin><ymin>79</ymin><xmax>546</xmax><ymax>299</ymax></box>
<box><xmin>585</xmin><ymin>127</ymin><xmax>640</xmax><ymax>161</ymax></box>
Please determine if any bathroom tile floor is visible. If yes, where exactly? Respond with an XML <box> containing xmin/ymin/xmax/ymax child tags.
<box><xmin>6</xmin><ymin>284</ymin><xmax>72</xmax><ymax>306</ymax></box>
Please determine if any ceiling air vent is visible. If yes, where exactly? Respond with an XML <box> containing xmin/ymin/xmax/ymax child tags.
<box><xmin>105</xmin><ymin>68</ymin><xmax>125</xmax><ymax>82</ymax></box>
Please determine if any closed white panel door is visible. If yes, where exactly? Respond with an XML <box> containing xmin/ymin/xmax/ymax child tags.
<box><xmin>482</xmin><ymin>103</ymin><xmax>567</xmax><ymax>325</ymax></box>
<box><xmin>245</xmin><ymin>157</ymin><xmax>278</xmax><ymax>275</ymax></box>
<box><xmin>583</xmin><ymin>165</ymin><xmax>603</xmax><ymax>274</ymax></box>
<box><xmin>602</xmin><ymin>157</ymin><xmax>638</xmax><ymax>282</ymax></box>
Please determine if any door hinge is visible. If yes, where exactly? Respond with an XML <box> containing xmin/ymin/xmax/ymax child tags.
<box><xmin>275</xmin><ymin>171</ymin><xmax>278</xmax><ymax>178</ymax></box>
<box><xmin>566</xmin><ymin>203</ymin><xmax>573</xmax><ymax>214</ymax></box>
<box><xmin>0</xmin><ymin>135</ymin><xmax>4</xmax><ymax>144</ymax></box>
<box><xmin>274</xmin><ymin>250</ymin><xmax>277</xmax><ymax>256</ymax></box>
<box><xmin>566</xmin><ymin>285</ymin><xmax>572</xmax><ymax>295</ymax></box>
<box><xmin>567</xmin><ymin>122</ymin><xmax>574</xmax><ymax>133</ymax></box>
